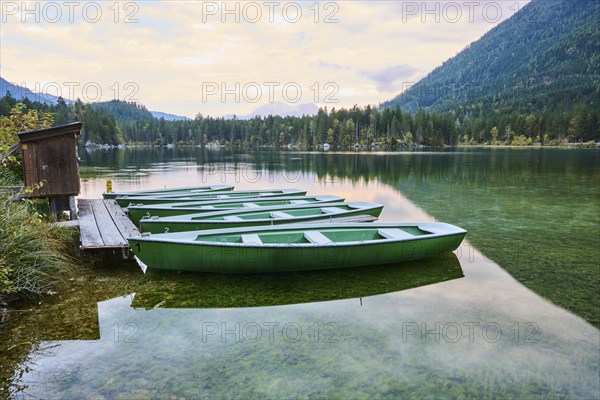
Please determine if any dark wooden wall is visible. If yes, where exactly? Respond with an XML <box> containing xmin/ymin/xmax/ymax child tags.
<box><xmin>19</xmin><ymin>122</ymin><xmax>83</xmax><ymax>198</ymax></box>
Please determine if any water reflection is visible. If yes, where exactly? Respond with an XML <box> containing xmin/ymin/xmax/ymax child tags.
<box><xmin>10</xmin><ymin>243</ymin><xmax>599</xmax><ymax>399</ymax></box>
<box><xmin>80</xmin><ymin>148</ymin><xmax>600</xmax><ymax>326</ymax></box>
<box><xmin>131</xmin><ymin>253</ymin><xmax>463</xmax><ymax>309</ymax></box>
<box><xmin>4</xmin><ymin>148</ymin><xmax>598</xmax><ymax>398</ymax></box>
<box><xmin>79</xmin><ymin>147</ymin><xmax>600</xmax><ymax>189</ymax></box>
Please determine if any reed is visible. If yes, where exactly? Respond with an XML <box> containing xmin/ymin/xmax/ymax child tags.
<box><xmin>0</xmin><ymin>194</ymin><xmax>77</xmax><ymax>305</ymax></box>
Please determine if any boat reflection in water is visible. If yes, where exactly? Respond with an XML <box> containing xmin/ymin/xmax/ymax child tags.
<box><xmin>130</xmin><ymin>252</ymin><xmax>463</xmax><ymax>310</ymax></box>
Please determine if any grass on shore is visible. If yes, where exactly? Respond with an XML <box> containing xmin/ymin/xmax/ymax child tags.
<box><xmin>0</xmin><ymin>194</ymin><xmax>78</xmax><ymax>306</ymax></box>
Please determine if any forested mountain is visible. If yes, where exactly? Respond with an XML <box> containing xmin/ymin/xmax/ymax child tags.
<box><xmin>2</xmin><ymin>92</ymin><xmax>597</xmax><ymax>149</ymax></box>
<box><xmin>91</xmin><ymin>100</ymin><xmax>154</xmax><ymax>125</ymax></box>
<box><xmin>0</xmin><ymin>93</ymin><xmax>124</xmax><ymax>145</ymax></box>
<box><xmin>381</xmin><ymin>0</ymin><xmax>600</xmax><ymax>114</ymax></box>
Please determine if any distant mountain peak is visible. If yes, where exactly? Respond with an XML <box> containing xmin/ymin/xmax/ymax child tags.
<box><xmin>0</xmin><ymin>78</ymin><xmax>192</xmax><ymax>122</ymax></box>
<box><xmin>225</xmin><ymin>102</ymin><xmax>319</xmax><ymax>119</ymax></box>
<box><xmin>0</xmin><ymin>76</ymin><xmax>69</xmax><ymax>105</ymax></box>
<box><xmin>150</xmin><ymin>111</ymin><xmax>191</xmax><ymax>121</ymax></box>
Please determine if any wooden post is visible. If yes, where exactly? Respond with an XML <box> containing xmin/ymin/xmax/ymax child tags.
<box><xmin>50</xmin><ymin>197</ymin><xmax>61</xmax><ymax>217</ymax></box>
<box><xmin>49</xmin><ymin>196</ymin><xmax>71</xmax><ymax>218</ymax></box>
<box><xmin>69</xmin><ymin>195</ymin><xmax>77</xmax><ymax>220</ymax></box>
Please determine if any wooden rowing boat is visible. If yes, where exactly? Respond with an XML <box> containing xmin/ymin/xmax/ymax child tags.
<box><xmin>115</xmin><ymin>188</ymin><xmax>307</xmax><ymax>207</ymax></box>
<box><xmin>127</xmin><ymin>195</ymin><xmax>344</xmax><ymax>225</ymax></box>
<box><xmin>128</xmin><ymin>222</ymin><xmax>467</xmax><ymax>273</ymax></box>
<box><xmin>103</xmin><ymin>184</ymin><xmax>233</xmax><ymax>199</ymax></box>
<box><xmin>139</xmin><ymin>202</ymin><xmax>383</xmax><ymax>233</ymax></box>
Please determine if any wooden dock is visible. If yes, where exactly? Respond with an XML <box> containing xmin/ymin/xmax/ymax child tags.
<box><xmin>78</xmin><ymin>199</ymin><xmax>139</xmax><ymax>251</ymax></box>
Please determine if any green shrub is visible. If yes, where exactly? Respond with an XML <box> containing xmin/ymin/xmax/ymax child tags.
<box><xmin>0</xmin><ymin>156</ymin><xmax>23</xmax><ymax>186</ymax></box>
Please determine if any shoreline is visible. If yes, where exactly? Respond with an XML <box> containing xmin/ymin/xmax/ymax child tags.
<box><xmin>453</xmin><ymin>143</ymin><xmax>600</xmax><ymax>150</ymax></box>
<box><xmin>85</xmin><ymin>142</ymin><xmax>600</xmax><ymax>151</ymax></box>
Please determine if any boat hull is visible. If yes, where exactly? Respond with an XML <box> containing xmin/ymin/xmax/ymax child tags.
<box><xmin>128</xmin><ymin>223</ymin><xmax>466</xmax><ymax>273</ymax></box>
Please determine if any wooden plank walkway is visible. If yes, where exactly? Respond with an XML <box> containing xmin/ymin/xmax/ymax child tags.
<box><xmin>79</xmin><ymin>199</ymin><xmax>140</xmax><ymax>250</ymax></box>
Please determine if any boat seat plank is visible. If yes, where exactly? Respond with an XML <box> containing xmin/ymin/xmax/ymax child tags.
<box><xmin>270</xmin><ymin>211</ymin><xmax>293</xmax><ymax>219</ymax></box>
<box><xmin>304</xmin><ymin>231</ymin><xmax>333</xmax><ymax>245</ymax></box>
<box><xmin>321</xmin><ymin>207</ymin><xmax>346</xmax><ymax>214</ymax></box>
<box><xmin>326</xmin><ymin>215</ymin><xmax>378</xmax><ymax>223</ymax></box>
<box><xmin>243</xmin><ymin>203</ymin><xmax>259</xmax><ymax>207</ymax></box>
<box><xmin>223</xmin><ymin>215</ymin><xmax>244</xmax><ymax>221</ymax></box>
<box><xmin>241</xmin><ymin>234</ymin><xmax>262</xmax><ymax>245</ymax></box>
<box><xmin>378</xmin><ymin>228</ymin><xmax>414</xmax><ymax>240</ymax></box>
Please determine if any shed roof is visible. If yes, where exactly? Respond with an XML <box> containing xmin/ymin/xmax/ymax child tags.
<box><xmin>18</xmin><ymin>122</ymin><xmax>84</xmax><ymax>143</ymax></box>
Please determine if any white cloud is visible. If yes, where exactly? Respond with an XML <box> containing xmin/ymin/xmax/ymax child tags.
<box><xmin>172</xmin><ymin>56</ymin><xmax>216</xmax><ymax>67</ymax></box>
<box><xmin>361</xmin><ymin>65</ymin><xmax>420</xmax><ymax>93</ymax></box>
<box><xmin>0</xmin><ymin>1</ymin><xmax>531</xmax><ymax>117</ymax></box>
<box><xmin>192</xmin><ymin>23</ymin><xmax>215</xmax><ymax>31</ymax></box>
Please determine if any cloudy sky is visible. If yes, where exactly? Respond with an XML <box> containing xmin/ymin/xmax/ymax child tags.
<box><xmin>0</xmin><ymin>1</ymin><xmax>530</xmax><ymax>117</ymax></box>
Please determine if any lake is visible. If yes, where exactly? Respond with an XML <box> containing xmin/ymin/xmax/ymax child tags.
<box><xmin>1</xmin><ymin>147</ymin><xmax>599</xmax><ymax>399</ymax></box>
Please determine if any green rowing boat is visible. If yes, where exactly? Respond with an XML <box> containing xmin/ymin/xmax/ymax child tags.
<box><xmin>115</xmin><ymin>188</ymin><xmax>307</xmax><ymax>208</ymax></box>
<box><xmin>139</xmin><ymin>202</ymin><xmax>383</xmax><ymax>233</ymax></box>
<box><xmin>127</xmin><ymin>195</ymin><xmax>344</xmax><ymax>225</ymax></box>
<box><xmin>128</xmin><ymin>222</ymin><xmax>467</xmax><ymax>273</ymax></box>
<box><xmin>103</xmin><ymin>184</ymin><xmax>233</xmax><ymax>199</ymax></box>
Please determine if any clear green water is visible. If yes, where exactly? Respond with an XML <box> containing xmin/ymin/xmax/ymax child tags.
<box><xmin>1</xmin><ymin>147</ymin><xmax>598</xmax><ymax>399</ymax></box>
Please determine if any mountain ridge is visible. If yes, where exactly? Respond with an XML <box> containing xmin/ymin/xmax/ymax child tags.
<box><xmin>381</xmin><ymin>0</ymin><xmax>600</xmax><ymax>113</ymax></box>
<box><xmin>150</xmin><ymin>111</ymin><xmax>191</xmax><ymax>121</ymax></box>
<box><xmin>0</xmin><ymin>77</ymin><xmax>68</xmax><ymax>105</ymax></box>
<box><xmin>1</xmin><ymin>77</ymin><xmax>317</xmax><ymax>120</ymax></box>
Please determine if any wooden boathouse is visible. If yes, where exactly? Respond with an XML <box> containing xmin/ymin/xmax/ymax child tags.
<box><xmin>18</xmin><ymin>122</ymin><xmax>83</xmax><ymax>218</ymax></box>
<box><xmin>15</xmin><ymin>122</ymin><xmax>139</xmax><ymax>255</ymax></box>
